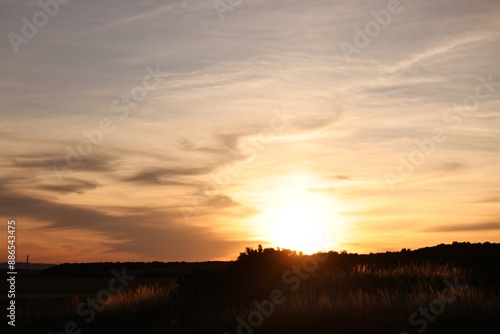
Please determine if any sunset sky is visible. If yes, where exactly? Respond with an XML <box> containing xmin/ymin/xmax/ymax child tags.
<box><xmin>1</xmin><ymin>0</ymin><xmax>499</xmax><ymax>263</ymax></box>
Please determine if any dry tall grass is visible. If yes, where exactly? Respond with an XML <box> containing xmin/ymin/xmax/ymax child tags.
<box><xmin>17</xmin><ymin>262</ymin><xmax>500</xmax><ymax>333</ymax></box>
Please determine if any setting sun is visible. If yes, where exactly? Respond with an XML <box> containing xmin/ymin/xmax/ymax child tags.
<box><xmin>251</xmin><ymin>174</ymin><xmax>345</xmax><ymax>254</ymax></box>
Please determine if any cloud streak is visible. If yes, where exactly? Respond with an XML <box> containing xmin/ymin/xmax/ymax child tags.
<box><xmin>427</xmin><ymin>222</ymin><xmax>500</xmax><ymax>232</ymax></box>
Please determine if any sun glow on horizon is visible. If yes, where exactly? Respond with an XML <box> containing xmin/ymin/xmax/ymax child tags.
<box><xmin>252</xmin><ymin>174</ymin><xmax>347</xmax><ymax>254</ymax></box>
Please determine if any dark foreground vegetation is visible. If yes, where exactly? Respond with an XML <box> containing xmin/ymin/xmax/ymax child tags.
<box><xmin>3</xmin><ymin>242</ymin><xmax>500</xmax><ymax>334</ymax></box>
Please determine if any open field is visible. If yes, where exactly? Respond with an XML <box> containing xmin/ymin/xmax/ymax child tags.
<box><xmin>3</xmin><ymin>243</ymin><xmax>500</xmax><ymax>334</ymax></box>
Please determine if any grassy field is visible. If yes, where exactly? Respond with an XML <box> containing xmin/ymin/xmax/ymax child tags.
<box><xmin>6</xmin><ymin>245</ymin><xmax>500</xmax><ymax>333</ymax></box>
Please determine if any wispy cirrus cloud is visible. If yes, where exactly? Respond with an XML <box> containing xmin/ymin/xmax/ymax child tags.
<box><xmin>426</xmin><ymin>222</ymin><xmax>500</xmax><ymax>232</ymax></box>
<box><xmin>0</xmin><ymin>184</ymin><xmax>245</xmax><ymax>261</ymax></box>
